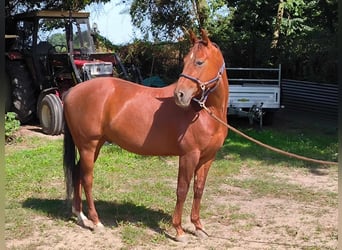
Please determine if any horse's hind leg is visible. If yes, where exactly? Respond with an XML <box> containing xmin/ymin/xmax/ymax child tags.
<box><xmin>73</xmin><ymin>143</ymin><xmax>104</xmax><ymax>230</ymax></box>
<box><xmin>191</xmin><ymin>159</ymin><xmax>214</xmax><ymax>238</ymax></box>
<box><xmin>72</xmin><ymin>161</ymin><xmax>86</xmax><ymax>223</ymax></box>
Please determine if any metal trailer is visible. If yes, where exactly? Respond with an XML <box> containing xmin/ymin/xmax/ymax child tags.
<box><xmin>227</xmin><ymin>65</ymin><xmax>283</xmax><ymax>127</ymax></box>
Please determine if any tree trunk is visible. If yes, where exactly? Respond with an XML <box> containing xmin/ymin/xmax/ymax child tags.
<box><xmin>271</xmin><ymin>0</ymin><xmax>284</xmax><ymax>49</ymax></box>
<box><xmin>191</xmin><ymin>0</ymin><xmax>209</xmax><ymax>29</ymax></box>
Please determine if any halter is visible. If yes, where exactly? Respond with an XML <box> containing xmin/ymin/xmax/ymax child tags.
<box><xmin>179</xmin><ymin>62</ymin><xmax>226</xmax><ymax>108</ymax></box>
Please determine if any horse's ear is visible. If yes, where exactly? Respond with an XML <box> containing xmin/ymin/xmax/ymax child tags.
<box><xmin>188</xmin><ymin>30</ymin><xmax>198</xmax><ymax>45</ymax></box>
<box><xmin>200</xmin><ymin>29</ymin><xmax>210</xmax><ymax>46</ymax></box>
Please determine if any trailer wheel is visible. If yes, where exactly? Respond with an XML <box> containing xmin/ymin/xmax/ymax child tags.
<box><xmin>38</xmin><ymin>94</ymin><xmax>63</xmax><ymax>135</ymax></box>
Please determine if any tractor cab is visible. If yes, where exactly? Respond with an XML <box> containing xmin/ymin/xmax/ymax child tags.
<box><xmin>5</xmin><ymin>10</ymin><xmax>127</xmax><ymax>135</ymax></box>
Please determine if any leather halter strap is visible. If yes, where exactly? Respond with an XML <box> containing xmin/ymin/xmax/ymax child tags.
<box><xmin>179</xmin><ymin>63</ymin><xmax>226</xmax><ymax>107</ymax></box>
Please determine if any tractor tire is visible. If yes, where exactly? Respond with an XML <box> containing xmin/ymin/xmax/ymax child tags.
<box><xmin>38</xmin><ymin>94</ymin><xmax>63</xmax><ymax>135</ymax></box>
<box><xmin>6</xmin><ymin>60</ymin><xmax>36</xmax><ymax>123</ymax></box>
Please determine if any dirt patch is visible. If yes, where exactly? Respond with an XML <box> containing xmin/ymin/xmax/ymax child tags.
<box><xmin>16</xmin><ymin>124</ymin><xmax>63</xmax><ymax>140</ymax></box>
<box><xmin>208</xmin><ymin>166</ymin><xmax>337</xmax><ymax>249</ymax></box>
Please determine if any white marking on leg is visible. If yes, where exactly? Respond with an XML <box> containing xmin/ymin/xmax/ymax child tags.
<box><xmin>79</xmin><ymin>211</ymin><xmax>88</xmax><ymax>221</ymax></box>
<box><xmin>72</xmin><ymin>206</ymin><xmax>88</xmax><ymax>222</ymax></box>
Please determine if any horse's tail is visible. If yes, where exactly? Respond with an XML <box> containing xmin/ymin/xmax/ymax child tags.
<box><xmin>63</xmin><ymin>121</ymin><xmax>76</xmax><ymax>201</ymax></box>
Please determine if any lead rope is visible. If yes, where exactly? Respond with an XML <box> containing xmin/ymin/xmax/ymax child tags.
<box><xmin>202</xmin><ymin>105</ymin><xmax>338</xmax><ymax>166</ymax></box>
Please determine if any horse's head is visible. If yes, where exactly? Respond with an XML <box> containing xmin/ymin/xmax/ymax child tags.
<box><xmin>174</xmin><ymin>29</ymin><xmax>225</xmax><ymax>108</ymax></box>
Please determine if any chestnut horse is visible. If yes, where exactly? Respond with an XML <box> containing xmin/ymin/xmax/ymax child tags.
<box><xmin>63</xmin><ymin>30</ymin><xmax>229</xmax><ymax>241</ymax></box>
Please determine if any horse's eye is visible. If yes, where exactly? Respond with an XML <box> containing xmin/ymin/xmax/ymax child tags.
<box><xmin>195</xmin><ymin>60</ymin><xmax>204</xmax><ymax>66</ymax></box>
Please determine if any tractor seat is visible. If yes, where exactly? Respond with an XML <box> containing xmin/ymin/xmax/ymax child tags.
<box><xmin>37</xmin><ymin>41</ymin><xmax>56</xmax><ymax>54</ymax></box>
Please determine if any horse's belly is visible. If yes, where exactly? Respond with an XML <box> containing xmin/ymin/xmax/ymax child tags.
<box><xmin>107</xmin><ymin>129</ymin><xmax>180</xmax><ymax>156</ymax></box>
<box><xmin>104</xmin><ymin>115</ymin><xmax>182</xmax><ymax>156</ymax></box>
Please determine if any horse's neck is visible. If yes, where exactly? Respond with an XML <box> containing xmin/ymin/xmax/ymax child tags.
<box><xmin>207</xmin><ymin>72</ymin><xmax>228</xmax><ymax>113</ymax></box>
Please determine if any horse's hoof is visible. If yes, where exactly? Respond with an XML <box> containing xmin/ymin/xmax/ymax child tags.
<box><xmin>78</xmin><ymin>218</ymin><xmax>95</xmax><ymax>230</ymax></box>
<box><xmin>195</xmin><ymin>229</ymin><xmax>209</xmax><ymax>239</ymax></box>
<box><xmin>94</xmin><ymin>222</ymin><xmax>105</xmax><ymax>231</ymax></box>
<box><xmin>175</xmin><ymin>234</ymin><xmax>188</xmax><ymax>243</ymax></box>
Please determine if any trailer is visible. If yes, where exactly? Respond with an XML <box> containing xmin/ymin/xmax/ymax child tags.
<box><xmin>227</xmin><ymin>65</ymin><xmax>283</xmax><ymax>127</ymax></box>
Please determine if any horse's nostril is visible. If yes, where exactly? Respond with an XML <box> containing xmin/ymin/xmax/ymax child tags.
<box><xmin>175</xmin><ymin>90</ymin><xmax>184</xmax><ymax>100</ymax></box>
<box><xmin>174</xmin><ymin>90</ymin><xmax>190</xmax><ymax>107</ymax></box>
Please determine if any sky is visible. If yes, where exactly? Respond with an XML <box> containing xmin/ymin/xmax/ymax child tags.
<box><xmin>84</xmin><ymin>2</ymin><xmax>140</xmax><ymax>45</ymax></box>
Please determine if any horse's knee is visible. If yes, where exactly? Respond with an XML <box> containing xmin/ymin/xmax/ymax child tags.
<box><xmin>176</xmin><ymin>186</ymin><xmax>189</xmax><ymax>201</ymax></box>
<box><xmin>193</xmin><ymin>185</ymin><xmax>205</xmax><ymax>199</ymax></box>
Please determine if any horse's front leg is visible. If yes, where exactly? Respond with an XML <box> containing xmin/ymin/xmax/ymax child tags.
<box><xmin>173</xmin><ymin>152</ymin><xmax>199</xmax><ymax>242</ymax></box>
<box><xmin>191</xmin><ymin>159</ymin><xmax>214</xmax><ymax>238</ymax></box>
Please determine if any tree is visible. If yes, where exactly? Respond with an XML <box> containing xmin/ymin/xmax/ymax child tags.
<box><xmin>128</xmin><ymin>0</ymin><xmax>193</xmax><ymax>41</ymax></box>
<box><xmin>125</xmin><ymin>0</ymin><xmax>225</xmax><ymax>41</ymax></box>
<box><xmin>7</xmin><ymin>0</ymin><xmax>337</xmax><ymax>82</ymax></box>
<box><xmin>276</xmin><ymin>0</ymin><xmax>338</xmax><ymax>82</ymax></box>
<box><xmin>212</xmin><ymin>0</ymin><xmax>337</xmax><ymax>82</ymax></box>
<box><xmin>221</xmin><ymin>0</ymin><xmax>278</xmax><ymax>66</ymax></box>
<box><xmin>5</xmin><ymin>0</ymin><xmax>111</xmax><ymax>16</ymax></box>
<box><xmin>271</xmin><ymin>0</ymin><xmax>284</xmax><ymax>49</ymax></box>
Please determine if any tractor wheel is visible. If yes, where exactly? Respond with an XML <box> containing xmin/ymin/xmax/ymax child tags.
<box><xmin>6</xmin><ymin>60</ymin><xmax>36</xmax><ymax>123</ymax></box>
<box><xmin>38</xmin><ymin>94</ymin><xmax>63</xmax><ymax>135</ymax></box>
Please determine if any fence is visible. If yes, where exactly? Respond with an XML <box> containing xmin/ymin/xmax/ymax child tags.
<box><xmin>281</xmin><ymin>79</ymin><xmax>338</xmax><ymax>120</ymax></box>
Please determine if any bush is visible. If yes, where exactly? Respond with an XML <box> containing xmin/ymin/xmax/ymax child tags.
<box><xmin>5</xmin><ymin>112</ymin><xmax>20</xmax><ymax>143</ymax></box>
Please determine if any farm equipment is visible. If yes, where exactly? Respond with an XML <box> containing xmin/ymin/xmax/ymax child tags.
<box><xmin>227</xmin><ymin>65</ymin><xmax>283</xmax><ymax>127</ymax></box>
<box><xmin>5</xmin><ymin>10</ymin><xmax>131</xmax><ymax>135</ymax></box>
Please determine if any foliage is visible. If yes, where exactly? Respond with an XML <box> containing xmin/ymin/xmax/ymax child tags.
<box><xmin>128</xmin><ymin>0</ymin><xmax>193</xmax><ymax>41</ymax></box>
<box><xmin>5</xmin><ymin>112</ymin><xmax>20</xmax><ymax>143</ymax></box>
<box><xmin>6</xmin><ymin>0</ymin><xmax>338</xmax><ymax>83</ymax></box>
<box><xmin>277</xmin><ymin>0</ymin><xmax>338</xmax><ymax>82</ymax></box>
<box><xmin>219</xmin><ymin>0</ymin><xmax>278</xmax><ymax>67</ymax></box>
<box><xmin>93</xmin><ymin>33</ymin><xmax>120</xmax><ymax>52</ymax></box>
<box><xmin>124</xmin><ymin>0</ymin><xmax>226</xmax><ymax>41</ymax></box>
<box><xmin>122</xmin><ymin>0</ymin><xmax>338</xmax><ymax>83</ymax></box>
<box><xmin>117</xmin><ymin>40</ymin><xmax>190</xmax><ymax>83</ymax></box>
<box><xmin>5</xmin><ymin>0</ymin><xmax>111</xmax><ymax>16</ymax></box>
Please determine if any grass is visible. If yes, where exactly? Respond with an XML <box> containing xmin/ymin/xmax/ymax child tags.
<box><xmin>219</xmin><ymin>127</ymin><xmax>338</xmax><ymax>167</ymax></box>
<box><xmin>4</xmin><ymin>125</ymin><xmax>338</xmax><ymax>248</ymax></box>
<box><xmin>224</xmin><ymin>177</ymin><xmax>337</xmax><ymax>206</ymax></box>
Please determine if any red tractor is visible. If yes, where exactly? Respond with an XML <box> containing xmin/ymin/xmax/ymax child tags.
<box><xmin>5</xmin><ymin>10</ymin><xmax>132</xmax><ymax>135</ymax></box>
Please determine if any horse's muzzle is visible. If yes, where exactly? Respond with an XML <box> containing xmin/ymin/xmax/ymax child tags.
<box><xmin>174</xmin><ymin>89</ymin><xmax>192</xmax><ymax>108</ymax></box>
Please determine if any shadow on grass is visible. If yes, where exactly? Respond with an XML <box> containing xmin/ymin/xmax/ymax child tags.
<box><xmin>22</xmin><ymin>198</ymin><xmax>172</xmax><ymax>232</ymax></box>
